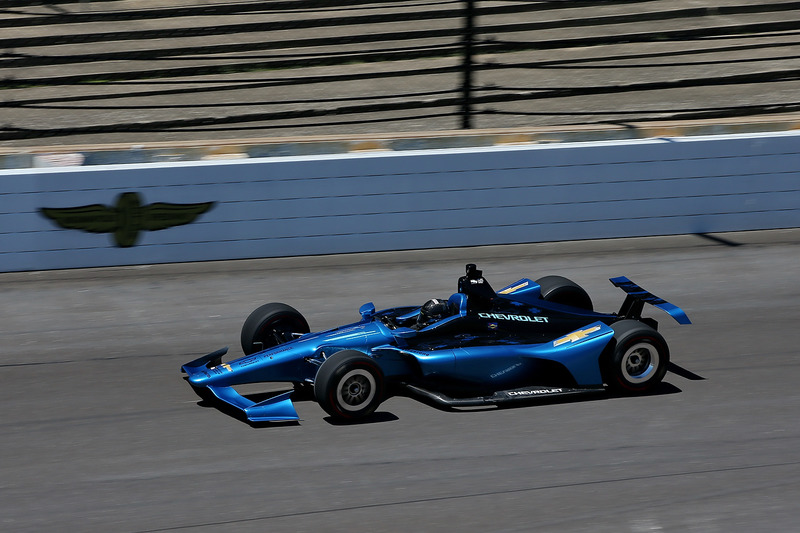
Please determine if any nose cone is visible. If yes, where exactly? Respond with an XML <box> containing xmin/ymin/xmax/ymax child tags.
<box><xmin>186</xmin><ymin>364</ymin><xmax>233</xmax><ymax>386</ymax></box>
<box><xmin>185</xmin><ymin>358</ymin><xmax>265</xmax><ymax>388</ymax></box>
<box><xmin>187</xmin><ymin>370</ymin><xmax>211</xmax><ymax>385</ymax></box>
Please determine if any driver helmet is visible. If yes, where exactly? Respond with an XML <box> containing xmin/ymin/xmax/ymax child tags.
<box><xmin>417</xmin><ymin>298</ymin><xmax>452</xmax><ymax>327</ymax></box>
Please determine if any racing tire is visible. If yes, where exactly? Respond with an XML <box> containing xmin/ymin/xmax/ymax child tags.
<box><xmin>240</xmin><ymin>303</ymin><xmax>310</xmax><ymax>355</ymax></box>
<box><xmin>314</xmin><ymin>350</ymin><xmax>385</xmax><ymax>421</ymax></box>
<box><xmin>535</xmin><ymin>275</ymin><xmax>594</xmax><ymax>311</ymax></box>
<box><xmin>604</xmin><ymin>320</ymin><xmax>670</xmax><ymax>393</ymax></box>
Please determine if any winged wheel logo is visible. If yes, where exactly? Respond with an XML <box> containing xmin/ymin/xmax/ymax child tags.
<box><xmin>39</xmin><ymin>192</ymin><xmax>215</xmax><ymax>247</ymax></box>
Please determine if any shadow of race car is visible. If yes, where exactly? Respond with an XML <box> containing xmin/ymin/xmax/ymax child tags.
<box><xmin>182</xmin><ymin>264</ymin><xmax>690</xmax><ymax>423</ymax></box>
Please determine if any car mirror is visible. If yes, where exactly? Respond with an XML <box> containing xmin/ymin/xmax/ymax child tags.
<box><xmin>359</xmin><ymin>302</ymin><xmax>376</xmax><ymax>319</ymax></box>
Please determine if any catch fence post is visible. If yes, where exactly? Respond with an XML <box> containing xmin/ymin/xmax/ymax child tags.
<box><xmin>461</xmin><ymin>0</ymin><xmax>475</xmax><ymax>129</ymax></box>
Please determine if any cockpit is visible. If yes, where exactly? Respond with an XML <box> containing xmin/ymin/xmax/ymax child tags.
<box><xmin>380</xmin><ymin>264</ymin><xmax>496</xmax><ymax>333</ymax></box>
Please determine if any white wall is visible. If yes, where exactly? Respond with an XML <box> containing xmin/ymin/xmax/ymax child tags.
<box><xmin>1</xmin><ymin>131</ymin><xmax>798</xmax><ymax>272</ymax></box>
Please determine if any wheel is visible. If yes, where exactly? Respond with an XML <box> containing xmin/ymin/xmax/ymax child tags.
<box><xmin>535</xmin><ymin>275</ymin><xmax>593</xmax><ymax>311</ymax></box>
<box><xmin>313</xmin><ymin>350</ymin><xmax>385</xmax><ymax>420</ymax></box>
<box><xmin>240</xmin><ymin>303</ymin><xmax>310</xmax><ymax>355</ymax></box>
<box><xmin>604</xmin><ymin>320</ymin><xmax>670</xmax><ymax>393</ymax></box>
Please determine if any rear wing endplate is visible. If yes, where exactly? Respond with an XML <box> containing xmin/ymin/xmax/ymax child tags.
<box><xmin>610</xmin><ymin>276</ymin><xmax>691</xmax><ymax>325</ymax></box>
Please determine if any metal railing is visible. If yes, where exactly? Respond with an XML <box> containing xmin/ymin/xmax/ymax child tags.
<box><xmin>1</xmin><ymin>0</ymin><xmax>799</xmax><ymax>143</ymax></box>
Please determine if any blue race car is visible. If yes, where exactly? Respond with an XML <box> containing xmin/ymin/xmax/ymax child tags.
<box><xmin>182</xmin><ymin>264</ymin><xmax>690</xmax><ymax>423</ymax></box>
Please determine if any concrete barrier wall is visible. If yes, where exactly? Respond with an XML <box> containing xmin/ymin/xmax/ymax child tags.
<box><xmin>2</xmin><ymin>131</ymin><xmax>798</xmax><ymax>272</ymax></box>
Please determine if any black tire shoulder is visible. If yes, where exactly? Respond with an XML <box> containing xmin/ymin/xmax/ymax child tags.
<box><xmin>313</xmin><ymin>350</ymin><xmax>385</xmax><ymax>421</ymax></box>
<box><xmin>604</xmin><ymin>320</ymin><xmax>670</xmax><ymax>393</ymax></box>
<box><xmin>535</xmin><ymin>275</ymin><xmax>594</xmax><ymax>311</ymax></box>
<box><xmin>240</xmin><ymin>302</ymin><xmax>309</xmax><ymax>355</ymax></box>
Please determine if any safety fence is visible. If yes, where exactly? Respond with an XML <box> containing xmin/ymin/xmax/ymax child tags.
<box><xmin>2</xmin><ymin>0</ymin><xmax>800</xmax><ymax>144</ymax></box>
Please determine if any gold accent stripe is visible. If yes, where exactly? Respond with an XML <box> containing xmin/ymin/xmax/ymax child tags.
<box><xmin>498</xmin><ymin>281</ymin><xmax>529</xmax><ymax>295</ymax></box>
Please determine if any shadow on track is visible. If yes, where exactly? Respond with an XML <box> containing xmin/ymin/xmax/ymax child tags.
<box><xmin>193</xmin><ymin>368</ymin><xmax>700</xmax><ymax>426</ymax></box>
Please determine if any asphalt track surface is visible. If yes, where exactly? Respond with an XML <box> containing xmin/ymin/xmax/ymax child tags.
<box><xmin>2</xmin><ymin>230</ymin><xmax>799</xmax><ymax>532</ymax></box>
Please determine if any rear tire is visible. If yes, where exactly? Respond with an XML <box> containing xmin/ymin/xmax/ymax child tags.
<box><xmin>536</xmin><ymin>275</ymin><xmax>593</xmax><ymax>311</ymax></box>
<box><xmin>314</xmin><ymin>350</ymin><xmax>385</xmax><ymax>421</ymax></box>
<box><xmin>604</xmin><ymin>320</ymin><xmax>669</xmax><ymax>393</ymax></box>
<box><xmin>240</xmin><ymin>303</ymin><xmax>310</xmax><ymax>355</ymax></box>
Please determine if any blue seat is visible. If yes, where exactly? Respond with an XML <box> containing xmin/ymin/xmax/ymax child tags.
<box><xmin>448</xmin><ymin>292</ymin><xmax>468</xmax><ymax>316</ymax></box>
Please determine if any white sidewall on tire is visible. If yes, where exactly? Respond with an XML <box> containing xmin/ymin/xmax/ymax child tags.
<box><xmin>336</xmin><ymin>369</ymin><xmax>377</xmax><ymax>412</ymax></box>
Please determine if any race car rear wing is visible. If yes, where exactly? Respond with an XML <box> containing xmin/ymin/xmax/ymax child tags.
<box><xmin>610</xmin><ymin>276</ymin><xmax>691</xmax><ymax>325</ymax></box>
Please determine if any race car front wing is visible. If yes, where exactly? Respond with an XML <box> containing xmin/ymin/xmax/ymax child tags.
<box><xmin>181</xmin><ymin>347</ymin><xmax>299</xmax><ymax>423</ymax></box>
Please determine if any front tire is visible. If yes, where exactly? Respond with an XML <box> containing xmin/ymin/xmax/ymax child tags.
<box><xmin>604</xmin><ymin>320</ymin><xmax>669</xmax><ymax>393</ymax></box>
<box><xmin>240</xmin><ymin>303</ymin><xmax>310</xmax><ymax>355</ymax></box>
<box><xmin>314</xmin><ymin>350</ymin><xmax>385</xmax><ymax>421</ymax></box>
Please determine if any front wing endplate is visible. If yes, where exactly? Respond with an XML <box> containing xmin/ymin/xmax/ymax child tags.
<box><xmin>182</xmin><ymin>347</ymin><xmax>299</xmax><ymax>423</ymax></box>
